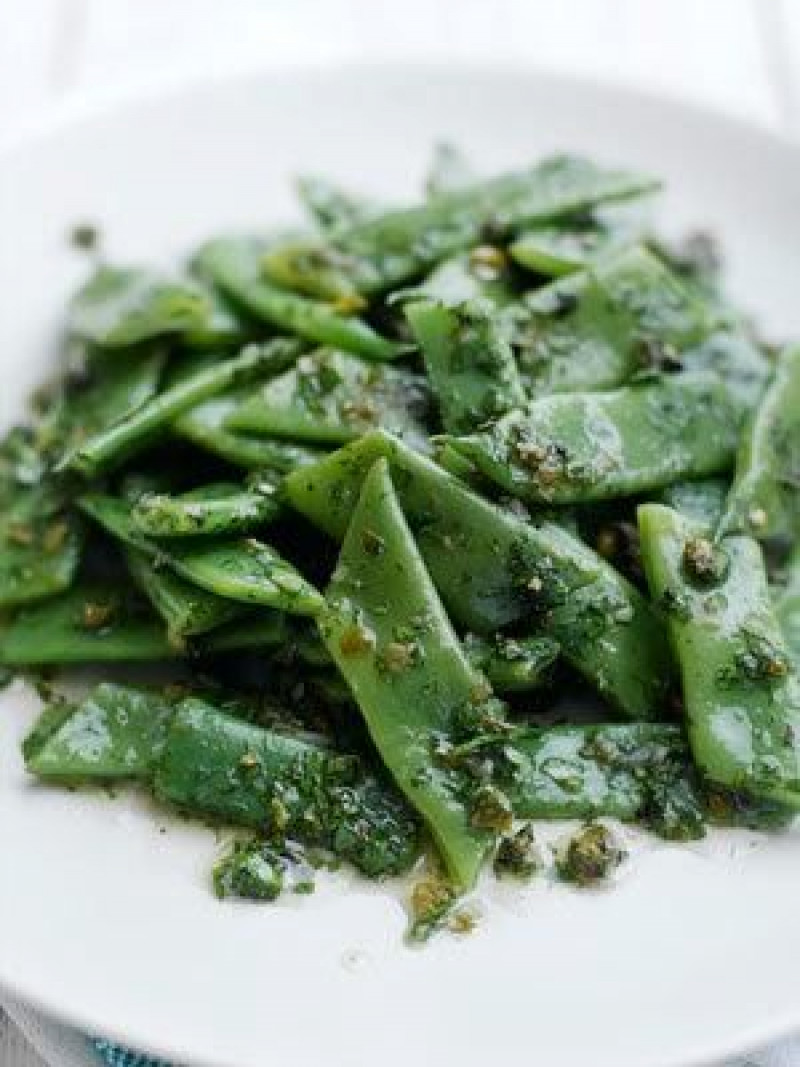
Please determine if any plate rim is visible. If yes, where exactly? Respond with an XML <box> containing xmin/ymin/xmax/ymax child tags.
<box><xmin>1</xmin><ymin>58</ymin><xmax>800</xmax><ymax>1067</ymax></box>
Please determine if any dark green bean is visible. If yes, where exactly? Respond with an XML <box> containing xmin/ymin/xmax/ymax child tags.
<box><xmin>193</xmin><ymin>237</ymin><xmax>405</xmax><ymax>360</ymax></box>
<box><xmin>174</xmin><ymin>392</ymin><xmax>326</xmax><ymax>471</ymax></box>
<box><xmin>124</xmin><ymin>549</ymin><xmax>243</xmax><ymax>642</ymax></box>
<box><xmin>775</xmin><ymin>544</ymin><xmax>800</xmax><ymax>665</ymax></box>
<box><xmin>61</xmin><ymin>339</ymin><xmax>301</xmax><ymax>477</ymax></box>
<box><xmin>0</xmin><ymin>477</ymin><xmax>83</xmax><ymax>608</ymax></box>
<box><xmin>463</xmin><ymin>634</ymin><xmax>559</xmax><ymax>692</ymax></box>
<box><xmin>46</xmin><ymin>346</ymin><xmax>167</xmax><ymax>456</ymax></box>
<box><xmin>405</xmin><ymin>300</ymin><xmax>524</xmax><ymax>433</ymax></box>
<box><xmin>321</xmin><ymin>459</ymin><xmax>501</xmax><ymax>888</ymax></box>
<box><xmin>0</xmin><ymin>582</ymin><xmax>289</xmax><ymax>665</ymax></box>
<box><xmin>685</xmin><ymin>330</ymin><xmax>770</xmax><ymax>409</ymax></box>
<box><xmin>154</xmin><ymin>699</ymin><xmax>420</xmax><ymax>876</ymax></box>
<box><xmin>639</xmin><ymin>503</ymin><xmax>800</xmax><ymax>807</ymax></box>
<box><xmin>498</xmin><ymin>723</ymin><xmax>704</xmax><ymax>839</ymax></box>
<box><xmin>131</xmin><ymin>478</ymin><xmax>281</xmax><ymax>539</ymax></box>
<box><xmin>80</xmin><ymin>492</ymin><xmax>324</xmax><ymax>616</ymax></box>
<box><xmin>225</xmin><ymin>348</ymin><xmax>432</xmax><ymax>448</ymax></box>
<box><xmin>718</xmin><ymin>344</ymin><xmax>800</xmax><ymax>542</ymax></box>
<box><xmin>442</xmin><ymin>373</ymin><xmax>741</xmax><ymax>505</ymax></box>
<box><xmin>266</xmin><ymin>155</ymin><xmax>659</xmax><ymax>296</ymax></box>
<box><xmin>509</xmin><ymin>206</ymin><xmax>640</xmax><ymax>276</ymax></box>
<box><xmin>69</xmin><ymin>266</ymin><xmax>210</xmax><ymax>348</ymax></box>
<box><xmin>511</xmin><ymin>247</ymin><xmax>708</xmax><ymax>395</ymax></box>
<box><xmin>286</xmin><ymin>431</ymin><xmax>672</xmax><ymax>718</ymax></box>
<box><xmin>0</xmin><ymin>584</ymin><xmax>173</xmax><ymax>664</ymax></box>
<box><xmin>391</xmin><ymin>248</ymin><xmax>516</xmax><ymax>309</ymax></box>
<box><xmin>25</xmin><ymin>684</ymin><xmax>175</xmax><ymax>782</ymax></box>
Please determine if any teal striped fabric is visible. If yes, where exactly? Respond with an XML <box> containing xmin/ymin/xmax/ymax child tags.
<box><xmin>94</xmin><ymin>1039</ymin><xmax>169</xmax><ymax>1066</ymax></box>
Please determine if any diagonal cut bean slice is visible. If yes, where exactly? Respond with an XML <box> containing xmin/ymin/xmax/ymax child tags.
<box><xmin>267</xmin><ymin>156</ymin><xmax>660</xmax><ymax>296</ymax></box>
<box><xmin>321</xmin><ymin>459</ymin><xmax>501</xmax><ymax>888</ymax></box>
<box><xmin>285</xmin><ymin>431</ymin><xmax>673</xmax><ymax>718</ymax></box>
<box><xmin>80</xmin><ymin>493</ymin><xmax>323</xmax><ymax>616</ymax></box>
<box><xmin>124</xmin><ymin>548</ymin><xmax>243</xmax><ymax>642</ymax></box>
<box><xmin>498</xmin><ymin>723</ymin><xmax>704</xmax><ymax>837</ymax></box>
<box><xmin>441</xmin><ymin>374</ymin><xmax>742</xmax><ymax>505</ymax></box>
<box><xmin>0</xmin><ymin>471</ymin><xmax>83</xmax><ymax>608</ymax></box>
<box><xmin>0</xmin><ymin>584</ymin><xmax>173</xmax><ymax>664</ymax></box>
<box><xmin>24</xmin><ymin>683</ymin><xmax>175</xmax><ymax>782</ymax></box>
<box><xmin>226</xmin><ymin>348</ymin><xmax>431</xmax><ymax>447</ymax></box>
<box><xmin>718</xmin><ymin>344</ymin><xmax>800</xmax><ymax>543</ymax></box>
<box><xmin>405</xmin><ymin>300</ymin><xmax>524</xmax><ymax>434</ymax></box>
<box><xmin>154</xmin><ymin>699</ymin><xmax>420</xmax><ymax>876</ymax></box>
<box><xmin>192</xmin><ymin>237</ymin><xmax>406</xmax><ymax>361</ymax></box>
<box><xmin>61</xmin><ymin>339</ymin><xmax>301</xmax><ymax>477</ymax></box>
<box><xmin>639</xmin><ymin>503</ymin><xmax>800</xmax><ymax>807</ymax></box>
<box><xmin>774</xmin><ymin>544</ymin><xmax>800</xmax><ymax>666</ymax></box>
<box><xmin>69</xmin><ymin>266</ymin><xmax>211</xmax><ymax>348</ymax></box>
<box><xmin>175</xmin><ymin>392</ymin><xmax>326</xmax><ymax>471</ymax></box>
<box><xmin>511</xmin><ymin>246</ymin><xmax>709</xmax><ymax>395</ymax></box>
<box><xmin>131</xmin><ymin>478</ymin><xmax>281</xmax><ymax>539</ymax></box>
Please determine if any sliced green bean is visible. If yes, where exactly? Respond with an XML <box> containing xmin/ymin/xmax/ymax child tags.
<box><xmin>170</xmin><ymin>539</ymin><xmax>323</xmax><ymax>615</ymax></box>
<box><xmin>0</xmin><ymin>475</ymin><xmax>82</xmax><ymax>608</ymax></box>
<box><xmin>775</xmin><ymin>545</ymin><xmax>800</xmax><ymax>665</ymax></box>
<box><xmin>405</xmin><ymin>301</ymin><xmax>524</xmax><ymax>433</ymax></box>
<box><xmin>154</xmin><ymin>699</ymin><xmax>420</xmax><ymax>876</ymax></box>
<box><xmin>69</xmin><ymin>268</ymin><xmax>252</xmax><ymax>351</ymax></box>
<box><xmin>718</xmin><ymin>344</ymin><xmax>800</xmax><ymax>542</ymax></box>
<box><xmin>639</xmin><ymin>503</ymin><xmax>800</xmax><ymax>806</ymax></box>
<box><xmin>260</xmin><ymin>238</ymin><xmax>369</xmax><ymax>302</ymax></box>
<box><xmin>69</xmin><ymin>266</ymin><xmax>211</xmax><ymax>348</ymax></box>
<box><xmin>463</xmin><ymin>634</ymin><xmax>559</xmax><ymax>692</ymax></box>
<box><xmin>321</xmin><ymin>459</ymin><xmax>500</xmax><ymax>888</ymax></box>
<box><xmin>509</xmin><ymin>209</ymin><xmax>639</xmax><ymax>276</ymax></box>
<box><xmin>46</xmin><ymin>347</ymin><xmax>166</xmax><ymax>456</ymax></box>
<box><xmin>226</xmin><ymin>348</ymin><xmax>431</xmax><ymax>447</ymax></box>
<box><xmin>131</xmin><ymin>478</ymin><xmax>281</xmax><ymax>539</ymax></box>
<box><xmin>182</xmin><ymin>285</ymin><xmax>258</xmax><ymax>350</ymax></box>
<box><xmin>286</xmin><ymin>430</ymin><xmax>673</xmax><ymax>717</ymax></box>
<box><xmin>81</xmin><ymin>492</ymin><xmax>324</xmax><ymax>616</ymax></box>
<box><xmin>685</xmin><ymin>330</ymin><xmax>770</xmax><ymax>409</ymax></box>
<box><xmin>174</xmin><ymin>392</ymin><xmax>326</xmax><ymax>471</ymax></box>
<box><xmin>0</xmin><ymin>583</ymin><xmax>288</xmax><ymax>665</ymax></box>
<box><xmin>0</xmin><ymin>351</ymin><xmax>166</xmax><ymax>607</ymax></box>
<box><xmin>124</xmin><ymin>549</ymin><xmax>243</xmax><ymax>642</ymax></box>
<box><xmin>392</xmin><ymin>249</ymin><xmax>516</xmax><ymax>309</ymax></box>
<box><xmin>496</xmin><ymin>723</ymin><xmax>704</xmax><ymax>839</ymax></box>
<box><xmin>25</xmin><ymin>683</ymin><xmax>174</xmax><ymax>782</ymax></box>
<box><xmin>512</xmin><ymin>247</ymin><xmax>708</xmax><ymax>395</ymax></box>
<box><xmin>193</xmin><ymin>237</ymin><xmax>405</xmax><ymax>360</ymax></box>
<box><xmin>267</xmin><ymin>156</ymin><xmax>660</xmax><ymax>296</ymax></box>
<box><xmin>0</xmin><ymin>584</ymin><xmax>173</xmax><ymax>664</ymax></box>
<box><xmin>442</xmin><ymin>374</ymin><xmax>741</xmax><ymax>505</ymax></box>
<box><xmin>62</xmin><ymin>339</ymin><xmax>301</xmax><ymax>477</ymax></box>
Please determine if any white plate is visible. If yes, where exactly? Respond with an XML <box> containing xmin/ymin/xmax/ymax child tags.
<box><xmin>1</xmin><ymin>64</ymin><xmax>800</xmax><ymax>1067</ymax></box>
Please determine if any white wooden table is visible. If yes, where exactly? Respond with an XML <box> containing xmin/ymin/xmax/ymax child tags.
<box><xmin>1</xmin><ymin>1</ymin><xmax>800</xmax><ymax>1063</ymax></box>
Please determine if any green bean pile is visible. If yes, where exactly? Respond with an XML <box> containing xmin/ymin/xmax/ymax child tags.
<box><xmin>4</xmin><ymin>147</ymin><xmax>800</xmax><ymax>935</ymax></box>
